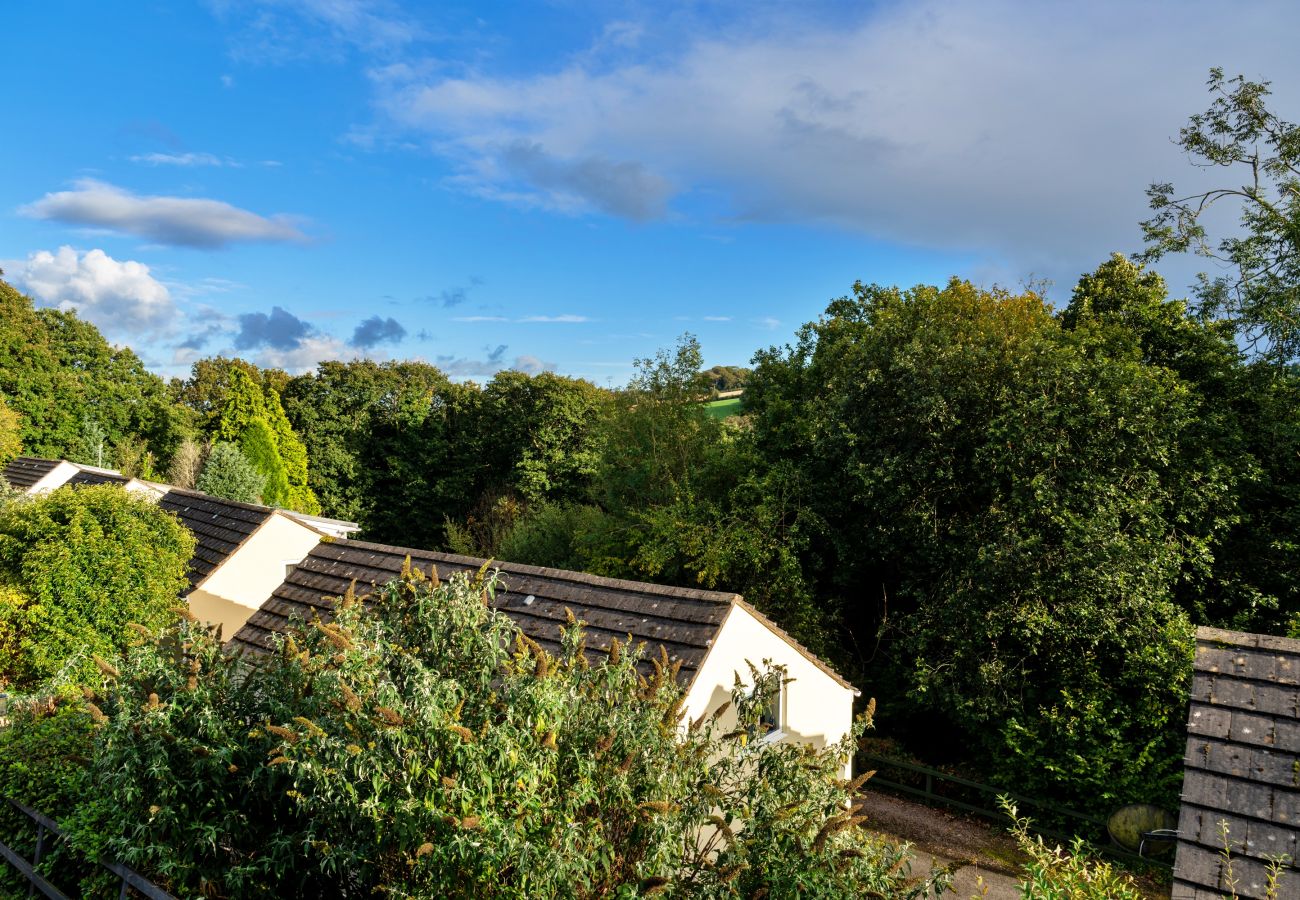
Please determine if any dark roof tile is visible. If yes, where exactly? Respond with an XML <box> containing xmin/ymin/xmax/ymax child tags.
<box><xmin>1175</xmin><ymin>627</ymin><xmax>1300</xmax><ymax>896</ymax></box>
<box><xmin>67</xmin><ymin>469</ymin><xmax>129</xmax><ymax>487</ymax></box>
<box><xmin>230</xmin><ymin>539</ymin><xmax>735</xmax><ymax>686</ymax></box>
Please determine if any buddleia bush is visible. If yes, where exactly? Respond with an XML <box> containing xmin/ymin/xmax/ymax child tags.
<box><xmin>11</xmin><ymin>567</ymin><xmax>949</xmax><ymax>899</ymax></box>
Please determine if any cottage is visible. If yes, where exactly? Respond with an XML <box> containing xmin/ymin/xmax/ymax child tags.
<box><xmin>2</xmin><ymin>456</ymin><xmax>165</xmax><ymax>499</ymax></box>
<box><xmin>228</xmin><ymin>539</ymin><xmax>859</xmax><ymax>770</ymax></box>
<box><xmin>159</xmin><ymin>488</ymin><xmax>327</xmax><ymax>639</ymax></box>
<box><xmin>1173</xmin><ymin>627</ymin><xmax>1300</xmax><ymax>899</ymax></box>
<box><xmin>3</xmin><ymin>456</ymin><xmax>118</xmax><ymax>494</ymax></box>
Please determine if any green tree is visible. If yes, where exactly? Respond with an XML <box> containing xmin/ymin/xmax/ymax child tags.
<box><xmin>263</xmin><ymin>386</ymin><xmax>319</xmax><ymax>514</ymax></box>
<box><xmin>195</xmin><ymin>442</ymin><xmax>265</xmax><ymax>505</ymax></box>
<box><xmin>282</xmin><ymin>360</ymin><xmax>451</xmax><ymax>523</ymax></box>
<box><xmin>702</xmin><ymin>365</ymin><xmax>750</xmax><ymax>391</ymax></box>
<box><xmin>0</xmin><ymin>394</ymin><xmax>21</xmax><ymax>465</ymax></box>
<box><xmin>1140</xmin><ymin>68</ymin><xmax>1300</xmax><ymax>366</ymax></box>
<box><xmin>0</xmin><ymin>279</ymin><xmax>192</xmax><ymax>467</ymax></box>
<box><xmin>173</xmin><ymin>357</ymin><xmax>286</xmax><ymax>433</ymax></box>
<box><xmin>0</xmin><ymin>485</ymin><xmax>194</xmax><ymax>689</ymax></box>
<box><xmin>70</xmin><ymin>417</ymin><xmax>109</xmax><ymax>468</ymax></box>
<box><xmin>746</xmin><ymin>279</ymin><xmax>1199</xmax><ymax>813</ymax></box>
<box><xmin>213</xmin><ymin>369</ymin><xmax>316</xmax><ymax>512</ymax></box>
<box><xmin>16</xmin><ymin>569</ymin><xmax>946</xmax><ymax>899</ymax></box>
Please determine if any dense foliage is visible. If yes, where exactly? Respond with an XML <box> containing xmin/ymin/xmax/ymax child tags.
<box><xmin>0</xmin><ymin>485</ymin><xmax>194</xmax><ymax>689</ymax></box>
<box><xmin>213</xmin><ymin>368</ymin><xmax>319</xmax><ymax>513</ymax></box>
<box><xmin>0</xmin><ymin>395</ymin><xmax>20</xmax><ymax>465</ymax></box>
<box><xmin>0</xmin><ymin>280</ymin><xmax>194</xmax><ymax>468</ymax></box>
<box><xmin>2</xmin><ymin>68</ymin><xmax>1298</xmax><ymax>827</ymax></box>
<box><xmin>0</xmin><ymin>570</ymin><xmax>949</xmax><ymax>899</ymax></box>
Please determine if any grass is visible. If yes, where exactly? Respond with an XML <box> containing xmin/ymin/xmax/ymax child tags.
<box><xmin>702</xmin><ymin>397</ymin><xmax>744</xmax><ymax>420</ymax></box>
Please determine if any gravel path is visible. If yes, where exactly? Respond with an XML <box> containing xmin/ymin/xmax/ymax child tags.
<box><xmin>856</xmin><ymin>789</ymin><xmax>1027</xmax><ymax>899</ymax></box>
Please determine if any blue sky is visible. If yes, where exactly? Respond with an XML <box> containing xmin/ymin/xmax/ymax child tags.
<box><xmin>4</xmin><ymin>1</ymin><xmax>1299</xmax><ymax>384</ymax></box>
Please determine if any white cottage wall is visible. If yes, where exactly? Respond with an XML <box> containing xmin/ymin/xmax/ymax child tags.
<box><xmin>683</xmin><ymin>603</ymin><xmax>858</xmax><ymax>776</ymax></box>
<box><xmin>187</xmin><ymin>513</ymin><xmax>321</xmax><ymax>636</ymax></box>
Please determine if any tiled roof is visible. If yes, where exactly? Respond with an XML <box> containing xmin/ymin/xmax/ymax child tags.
<box><xmin>230</xmin><ymin>539</ymin><xmax>739</xmax><ymax>687</ymax></box>
<box><xmin>159</xmin><ymin>488</ymin><xmax>273</xmax><ymax>592</ymax></box>
<box><xmin>2</xmin><ymin>456</ymin><xmax>61</xmax><ymax>489</ymax></box>
<box><xmin>1173</xmin><ymin>627</ymin><xmax>1300</xmax><ymax>899</ymax></box>
<box><xmin>67</xmin><ymin>469</ymin><xmax>129</xmax><ymax>487</ymax></box>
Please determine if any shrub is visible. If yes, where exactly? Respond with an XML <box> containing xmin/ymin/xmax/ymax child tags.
<box><xmin>45</xmin><ymin>568</ymin><xmax>950</xmax><ymax>899</ymax></box>
<box><xmin>0</xmin><ymin>485</ymin><xmax>194</xmax><ymax>688</ymax></box>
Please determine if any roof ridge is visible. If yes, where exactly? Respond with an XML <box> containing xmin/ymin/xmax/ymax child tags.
<box><xmin>335</xmin><ymin>538</ymin><xmax>741</xmax><ymax>604</ymax></box>
<box><xmin>162</xmin><ymin>486</ymin><xmax>277</xmax><ymax>518</ymax></box>
<box><xmin>1195</xmin><ymin>624</ymin><xmax>1300</xmax><ymax>655</ymax></box>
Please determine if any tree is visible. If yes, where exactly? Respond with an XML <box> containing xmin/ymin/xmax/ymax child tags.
<box><xmin>165</xmin><ymin>438</ymin><xmax>208</xmax><ymax>490</ymax></box>
<box><xmin>70</xmin><ymin>417</ymin><xmax>109</xmax><ymax>468</ymax></box>
<box><xmin>196</xmin><ymin>442</ymin><xmax>266</xmax><ymax>505</ymax></box>
<box><xmin>173</xmin><ymin>357</ymin><xmax>287</xmax><ymax>433</ymax></box>
<box><xmin>0</xmin><ymin>485</ymin><xmax>194</xmax><ymax>689</ymax></box>
<box><xmin>1139</xmin><ymin>68</ymin><xmax>1300</xmax><ymax>366</ymax></box>
<box><xmin>0</xmin><ymin>394</ymin><xmax>21</xmax><ymax>465</ymax></box>
<box><xmin>282</xmin><ymin>360</ymin><xmax>451</xmax><ymax>523</ymax></box>
<box><xmin>6</xmin><ymin>569</ymin><xmax>950</xmax><ymax>899</ymax></box>
<box><xmin>0</xmin><ymin>279</ymin><xmax>192</xmax><ymax>467</ymax></box>
<box><xmin>702</xmin><ymin>365</ymin><xmax>751</xmax><ymax>391</ymax></box>
<box><xmin>745</xmin><ymin>279</ymin><xmax>1200</xmax><ymax>813</ymax></box>
<box><xmin>212</xmin><ymin>369</ymin><xmax>317</xmax><ymax>512</ymax></box>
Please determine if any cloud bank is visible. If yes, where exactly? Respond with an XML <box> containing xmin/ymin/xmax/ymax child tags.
<box><xmin>372</xmin><ymin>0</ymin><xmax>1300</xmax><ymax>277</ymax></box>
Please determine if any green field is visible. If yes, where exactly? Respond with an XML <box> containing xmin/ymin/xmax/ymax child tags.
<box><xmin>702</xmin><ymin>396</ymin><xmax>744</xmax><ymax>420</ymax></box>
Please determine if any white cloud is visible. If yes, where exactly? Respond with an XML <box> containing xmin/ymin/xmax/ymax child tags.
<box><xmin>373</xmin><ymin>0</ymin><xmax>1300</xmax><ymax>280</ymax></box>
<box><xmin>4</xmin><ymin>246</ymin><xmax>176</xmax><ymax>337</ymax></box>
<box><xmin>21</xmin><ymin>179</ymin><xmax>308</xmax><ymax>249</ymax></box>
<box><xmin>130</xmin><ymin>152</ymin><xmax>234</xmax><ymax>167</ymax></box>
<box><xmin>519</xmin><ymin>314</ymin><xmax>589</xmax><ymax>323</ymax></box>
<box><xmin>703</xmin><ymin>315</ymin><xmax>732</xmax><ymax>322</ymax></box>
<box><xmin>214</xmin><ymin>0</ymin><xmax>423</xmax><ymax>63</ymax></box>
<box><xmin>454</xmin><ymin>313</ymin><xmax>589</xmax><ymax>323</ymax></box>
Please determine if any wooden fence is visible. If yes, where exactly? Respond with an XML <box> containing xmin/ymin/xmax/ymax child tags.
<box><xmin>858</xmin><ymin>751</ymin><xmax>1174</xmax><ymax>870</ymax></box>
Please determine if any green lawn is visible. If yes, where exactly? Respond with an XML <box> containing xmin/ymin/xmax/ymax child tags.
<box><xmin>702</xmin><ymin>397</ymin><xmax>744</xmax><ymax>420</ymax></box>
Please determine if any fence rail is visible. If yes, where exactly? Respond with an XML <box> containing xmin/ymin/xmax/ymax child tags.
<box><xmin>0</xmin><ymin>799</ymin><xmax>177</xmax><ymax>899</ymax></box>
<box><xmin>858</xmin><ymin>751</ymin><xmax>1173</xmax><ymax>870</ymax></box>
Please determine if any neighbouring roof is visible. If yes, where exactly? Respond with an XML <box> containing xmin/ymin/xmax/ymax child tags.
<box><xmin>229</xmin><ymin>538</ymin><xmax>855</xmax><ymax>693</ymax></box>
<box><xmin>1173</xmin><ymin>626</ymin><xmax>1300</xmax><ymax>900</ymax></box>
<box><xmin>283</xmin><ymin>510</ymin><xmax>361</xmax><ymax>536</ymax></box>
<box><xmin>159</xmin><ymin>488</ymin><xmax>274</xmax><ymax>593</ymax></box>
<box><xmin>67</xmin><ymin>469</ymin><xmax>129</xmax><ymax>487</ymax></box>
<box><xmin>2</xmin><ymin>456</ymin><xmax>63</xmax><ymax>490</ymax></box>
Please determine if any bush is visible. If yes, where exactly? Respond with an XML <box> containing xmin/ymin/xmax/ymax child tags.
<box><xmin>40</xmin><ymin>568</ymin><xmax>950</xmax><ymax>899</ymax></box>
<box><xmin>0</xmin><ymin>484</ymin><xmax>194</xmax><ymax>688</ymax></box>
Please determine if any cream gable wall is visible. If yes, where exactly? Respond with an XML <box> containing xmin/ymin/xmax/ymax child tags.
<box><xmin>27</xmin><ymin>461</ymin><xmax>80</xmax><ymax>494</ymax></box>
<box><xmin>187</xmin><ymin>513</ymin><xmax>322</xmax><ymax>638</ymax></box>
<box><xmin>683</xmin><ymin>603</ymin><xmax>858</xmax><ymax>776</ymax></box>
